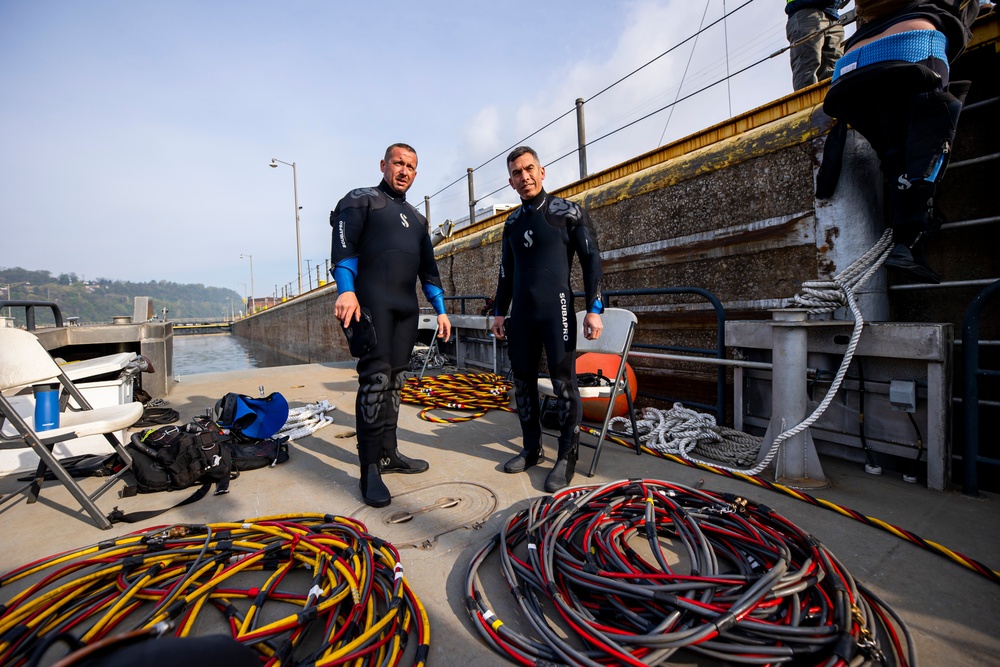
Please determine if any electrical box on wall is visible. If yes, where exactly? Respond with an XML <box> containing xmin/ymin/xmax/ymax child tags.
<box><xmin>889</xmin><ymin>380</ymin><xmax>917</xmax><ymax>413</ymax></box>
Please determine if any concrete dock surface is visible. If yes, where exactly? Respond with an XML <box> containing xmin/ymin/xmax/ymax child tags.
<box><xmin>1</xmin><ymin>362</ymin><xmax>998</xmax><ymax>666</ymax></box>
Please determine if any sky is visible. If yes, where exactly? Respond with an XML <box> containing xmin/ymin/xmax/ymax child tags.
<box><xmin>0</xmin><ymin>0</ymin><xmax>849</xmax><ymax>302</ymax></box>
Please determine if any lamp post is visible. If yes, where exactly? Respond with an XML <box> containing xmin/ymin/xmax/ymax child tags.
<box><xmin>4</xmin><ymin>281</ymin><xmax>30</xmax><ymax>317</ymax></box>
<box><xmin>269</xmin><ymin>158</ymin><xmax>302</xmax><ymax>296</ymax></box>
<box><xmin>240</xmin><ymin>254</ymin><xmax>254</xmax><ymax>314</ymax></box>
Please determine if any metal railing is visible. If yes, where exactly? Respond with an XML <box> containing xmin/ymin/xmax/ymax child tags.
<box><xmin>962</xmin><ymin>279</ymin><xmax>1000</xmax><ymax>497</ymax></box>
<box><xmin>444</xmin><ymin>287</ymin><xmax>730</xmax><ymax>424</ymax></box>
<box><xmin>602</xmin><ymin>287</ymin><xmax>728</xmax><ymax>424</ymax></box>
<box><xmin>0</xmin><ymin>300</ymin><xmax>64</xmax><ymax>331</ymax></box>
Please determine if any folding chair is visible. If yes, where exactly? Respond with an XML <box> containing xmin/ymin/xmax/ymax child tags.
<box><xmin>0</xmin><ymin>328</ymin><xmax>142</xmax><ymax>529</ymax></box>
<box><xmin>538</xmin><ymin>308</ymin><xmax>641</xmax><ymax>477</ymax></box>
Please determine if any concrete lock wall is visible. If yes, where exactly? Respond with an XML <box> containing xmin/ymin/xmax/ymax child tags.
<box><xmin>232</xmin><ymin>285</ymin><xmax>350</xmax><ymax>363</ymax></box>
<box><xmin>432</xmin><ymin>103</ymin><xmax>884</xmax><ymax>413</ymax></box>
<box><xmin>233</xmin><ymin>99</ymin><xmax>886</xmax><ymax>417</ymax></box>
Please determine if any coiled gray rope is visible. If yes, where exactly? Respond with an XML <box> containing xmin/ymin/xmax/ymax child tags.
<box><xmin>610</xmin><ymin>404</ymin><xmax>761</xmax><ymax>467</ymax></box>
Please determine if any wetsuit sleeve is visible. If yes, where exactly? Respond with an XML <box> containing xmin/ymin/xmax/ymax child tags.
<box><xmin>493</xmin><ymin>225</ymin><xmax>514</xmax><ymax>317</ymax></box>
<box><xmin>417</xmin><ymin>231</ymin><xmax>447</xmax><ymax>315</ymax></box>
<box><xmin>329</xmin><ymin>193</ymin><xmax>367</xmax><ymax>293</ymax></box>
<box><xmin>569</xmin><ymin>209</ymin><xmax>604</xmax><ymax>314</ymax></box>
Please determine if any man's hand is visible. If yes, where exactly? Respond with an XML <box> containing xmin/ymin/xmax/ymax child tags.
<box><xmin>583</xmin><ymin>312</ymin><xmax>603</xmax><ymax>341</ymax></box>
<box><xmin>490</xmin><ymin>315</ymin><xmax>506</xmax><ymax>340</ymax></box>
<box><xmin>437</xmin><ymin>314</ymin><xmax>452</xmax><ymax>342</ymax></box>
<box><xmin>334</xmin><ymin>292</ymin><xmax>361</xmax><ymax>328</ymax></box>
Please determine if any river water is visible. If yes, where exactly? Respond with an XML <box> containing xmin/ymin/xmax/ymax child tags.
<box><xmin>173</xmin><ymin>333</ymin><xmax>303</xmax><ymax>376</ymax></box>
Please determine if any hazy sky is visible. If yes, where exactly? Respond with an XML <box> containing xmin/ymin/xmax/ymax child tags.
<box><xmin>0</xmin><ymin>0</ymin><xmax>847</xmax><ymax>301</ymax></box>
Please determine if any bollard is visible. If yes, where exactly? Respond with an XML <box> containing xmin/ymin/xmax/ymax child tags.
<box><xmin>760</xmin><ymin>308</ymin><xmax>828</xmax><ymax>487</ymax></box>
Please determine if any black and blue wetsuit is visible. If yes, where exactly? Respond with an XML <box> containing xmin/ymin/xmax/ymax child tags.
<box><xmin>493</xmin><ymin>190</ymin><xmax>604</xmax><ymax>455</ymax></box>
<box><xmin>818</xmin><ymin>0</ymin><xmax>979</xmax><ymax>255</ymax></box>
<box><xmin>330</xmin><ymin>179</ymin><xmax>446</xmax><ymax>470</ymax></box>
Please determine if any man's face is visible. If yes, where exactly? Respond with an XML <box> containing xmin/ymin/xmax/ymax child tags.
<box><xmin>380</xmin><ymin>147</ymin><xmax>418</xmax><ymax>194</ymax></box>
<box><xmin>508</xmin><ymin>153</ymin><xmax>545</xmax><ymax>200</ymax></box>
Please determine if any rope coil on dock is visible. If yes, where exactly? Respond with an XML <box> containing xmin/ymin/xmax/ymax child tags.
<box><xmin>400</xmin><ymin>373</ymin><xmax>514</xmax><ymax>423</ymax></box>
<box><xmin>0</xmin><ymin>514</ymin><xmax>430</xmax><ymax>667</ymax></box>
<box><xmin>610</xmin><ymin>403</ymin><xmax>761</xmax><ymax>467</ymax></box>
<box><xmin>277</xmin><ymin>400</ymin><xmax>337</xmax><ymax>440</ymax></box>
<box><xmin>466</xmin><ymin>479</ymin><xmax>915</xmax><ymax>666</ymax></box>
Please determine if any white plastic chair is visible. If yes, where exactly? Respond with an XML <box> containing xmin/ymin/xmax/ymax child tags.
<box><xmin>537</xmin><ymin>308</ymin><xmax>641</xmax><ymax>476</ymax></box>
<box><xmin>0</xmin><ymin>328</ymin><xmax>142</xmax><ymax>529</ymax></box>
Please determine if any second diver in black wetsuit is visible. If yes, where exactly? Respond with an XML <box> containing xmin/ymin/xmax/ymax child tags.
<box><xmin>331</xmin><ymin>143</ymin><xmax>452</xmax><ymax>508</ymax></box>
<box><xmin>490</xmin><ymin>146</ymin><xmax>605</xmax><ymax>493</ymax></box>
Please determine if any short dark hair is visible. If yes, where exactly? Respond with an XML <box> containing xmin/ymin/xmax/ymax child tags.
<box><xmin>385</xmin><ymin>143</ymin><xmax>417</xmax><ymax>161</ymax></box>
<box><xmin>506</xmin><ymin>146</ymin><xmax>539</xmax><ymax>168</ymax></box>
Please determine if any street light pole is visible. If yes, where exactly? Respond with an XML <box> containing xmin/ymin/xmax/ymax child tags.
<box><xmin>240</xmin><ymin>254</ymin><xmax>254</xmax><ymax>314</ymax></box>
<box><xmin>4</xmin><ymin>281</ymin><xmax>30</xmax><ymax>317</ymax></box>
<box><xmin>270</xmin><ymin>158</ymin><xmax>302</xmax><ymax>296</ymax></box>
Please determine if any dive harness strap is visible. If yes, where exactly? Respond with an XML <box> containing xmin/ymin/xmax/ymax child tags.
<box><xmin>107</xmin><ymin>481</ymin><xmax>213</xmax><ymax>524</ymax></box>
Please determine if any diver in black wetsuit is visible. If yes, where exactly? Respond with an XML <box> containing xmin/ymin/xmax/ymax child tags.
<box><xmin>490</xmin><ymin>146</ymin><xmax>604</xmax><ymax>493</ymax></box>
<box><xmin>817</xmin><ymin>0</ymin><xmax>980</xmax><ymax>283</ymax></box>
<box><xmin>330</xmin><ymin>143</ymin><xmax>452</xmax><ymax>508</ymax></box>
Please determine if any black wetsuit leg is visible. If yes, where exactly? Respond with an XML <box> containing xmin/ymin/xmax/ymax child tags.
<box><xmin>355</xmin><ymin>296</ymin><xmax>418</xmax><ymax>467</ymax></box>
<box><xmin>508</xmin><ymin>300</ymin><xmax>581</xmax><ymax>456</ymax></box>
<box><xmin>506</xmin><ymin>317</ymin><xmax>544</xmax><ymax>451</ymax></box>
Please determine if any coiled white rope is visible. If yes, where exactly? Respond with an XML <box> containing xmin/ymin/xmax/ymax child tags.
<box><xmin>277</xmin><ymin>400</ymin><xmax>336</xmax><ymax>440</ymax></box>
<box><xmin>611</xmin><ymin>229</ymin><xmax>895</xmax><ymax>476</ymax></box>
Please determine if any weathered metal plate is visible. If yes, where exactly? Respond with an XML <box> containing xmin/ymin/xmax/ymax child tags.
<box><xmin>348</xmin><ymin>482</ymin><xmax>498</xmax><ymax>549</ymax></box>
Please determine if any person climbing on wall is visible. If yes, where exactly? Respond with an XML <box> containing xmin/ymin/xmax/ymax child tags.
<box><xmin>817</xmin><ymin>0</ymin><xmax>981</xmax><ymax>284</ymax></box>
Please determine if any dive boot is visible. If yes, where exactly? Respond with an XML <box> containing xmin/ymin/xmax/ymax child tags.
<box><xmin>544</xmin><ymin>447</ymin><xmax>578</xmax><ymax>493</ymax></box>
<box><xmin>380</xmin><ymin>449</ymin><xmax>429</xmax><ymax>474</ymax></box>
<box><xmin>360</xmin><ymin>463</ymin><xmax>391</xmax><ymax>507</ymax></box>
<box><xmin>884</xmin><ymin>242</ymin><xmax>940</xmax><ymax>284</ymax></box>
<box><xmin>503</xmin><ymin>446</ymin><xmax>544</xmax><ymax>474</ymax></box>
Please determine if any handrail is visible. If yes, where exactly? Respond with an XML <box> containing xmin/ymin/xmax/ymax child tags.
<box><xmin>448</xmin><ymin>286</ymin><xmax>729</xmax><ymax>424</ymax></box>
<box><xmin>0</xmin><ymin>300</ymin><xmax>64</xmax><ymax>330</ymax></box>
<box><xmin>443</xmin><ymin>294</ymin><xmax>490</xmax><ymax>315</ymax></box>
<box><xmin>601</xmin><ymin>287</ymin><xmax>727</xmax><ymax>424</ymax></box>
<box><xmin>961</xmin><ymin>279</ymin><xmax>1000</xmax><ymax>497</ymax></box>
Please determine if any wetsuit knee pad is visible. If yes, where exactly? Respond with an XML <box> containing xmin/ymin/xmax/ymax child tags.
<box><xmin>389</xmin><ymin>372</ymin><xmax>405</xmax><ymax>413</ymax></box>
<box><xmin>512</xmin><ymin>377</ymin><xmax>538</xmax><ymax>423</ymax></box>
<box><xmin>549</xmin><ymin>379</ymin><xmax>578</xmax><ymax>429</ymax></box>
<box><xmin>358</xmin><ymin>372</ymin><xmax>390</xmax><ymax>425</ymax></box>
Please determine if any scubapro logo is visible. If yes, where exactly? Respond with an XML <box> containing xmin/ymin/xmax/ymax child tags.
<box><xmin>559</xmin><ymin>292</ymin><xmax>568</xmax><ymax>341</ymax></box>
<box><xmin>523</xmin><ymin>230</ymin><xmax>534</xmax><ymax>248</ymax></box>
<box><xmin>338</xmin><ymin>220</ymin><xmax>347</xmax><ymax>248</ymax></box>
<box><xmin>400</xmin><ymin>213</ymin><xmax>410</xmax><ymax>227</ymax></box>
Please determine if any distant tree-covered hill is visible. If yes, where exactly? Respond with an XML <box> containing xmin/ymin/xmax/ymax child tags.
<box><xmin>0</xmin><ymin>267</ymin><xmax>244</xmax><ymax>326</ymax></box>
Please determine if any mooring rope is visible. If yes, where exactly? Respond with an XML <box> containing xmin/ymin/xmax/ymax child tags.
<box><xmin>610</xmin><ymin>403</ymin><xmax>761</xmax><ymax>467</ymax></box>
<box><xmin>661</xmin><ymin>228</ymin><xmax>896</xmax><ymax>478</ymax></box>
<box><xmin>401</xmin><ymin>373</ymin><xmax>514</xmax><ymax>424</ymax></box>
<box><xmin>276</xmin><ymin>400</ymin><xmax>337</xmax><ymax>440</ymax></box>
<box><xmin>0</xmin><ymin>514</ymin><xmax>430</xmax><ymax>667</ymax></box>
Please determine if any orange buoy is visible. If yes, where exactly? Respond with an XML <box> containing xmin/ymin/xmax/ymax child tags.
<box><xmin>576</xmin><ymin>352</ymin><xmax>637</xmax><ymax>421</ymax></box>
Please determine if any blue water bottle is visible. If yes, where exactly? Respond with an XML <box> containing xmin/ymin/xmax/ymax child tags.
<box><xmin>33</xmin><ymin>383</ymin><xmax>60</xmax><ymax>431</ymax></box>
